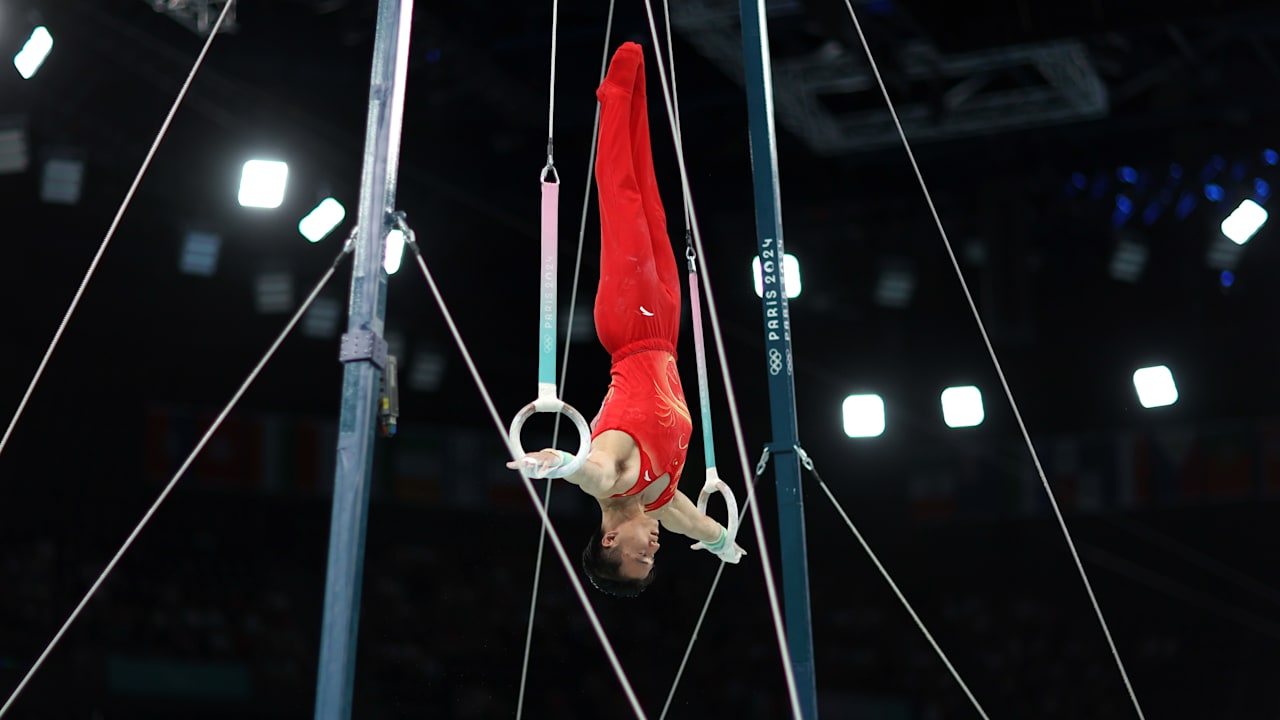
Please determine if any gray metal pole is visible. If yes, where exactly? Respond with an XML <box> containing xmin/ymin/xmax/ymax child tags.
<box><xmin>314</xmin><ymin>1</ymin><xmax>414</xmax><ymax>717</ymax></box>
<box><xmin>737</xmin><ymin>1</ymin><xmax>819</xmax><ymax>717</ymax></box>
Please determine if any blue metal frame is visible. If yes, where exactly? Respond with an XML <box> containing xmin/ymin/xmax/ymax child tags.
<box><xmin>737</xmin><ymin>1</ymin><xmax>820</xmax><ymax>717</ymax></box>
<box><xmin>314</xmin><ymin>0</ymin><xmax>413</xmax><ymax>717</ymax></box>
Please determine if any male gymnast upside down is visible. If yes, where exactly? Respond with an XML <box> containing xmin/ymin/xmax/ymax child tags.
<box><xmin>508</xmin><ymin>42</ymin><xmax>745</xmax><ymax>597</ymax></box>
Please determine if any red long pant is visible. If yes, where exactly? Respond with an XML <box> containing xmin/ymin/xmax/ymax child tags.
<box><xmin>593</xmin><ymin>42</ymin><xmax>681</xmax><ymax>358</ymax></box>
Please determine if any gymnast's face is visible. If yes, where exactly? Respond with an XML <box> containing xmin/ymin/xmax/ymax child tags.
<box><xmin>604</xmin><ymin>515</ymin><xmax>661</xmax><ymax>580</ymax></box>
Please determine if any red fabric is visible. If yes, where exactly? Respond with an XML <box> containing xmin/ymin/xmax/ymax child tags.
<box><xmin>590</xmin><ymin>43</ymin><xmax>691</xmax><ymax>512</ymax></box>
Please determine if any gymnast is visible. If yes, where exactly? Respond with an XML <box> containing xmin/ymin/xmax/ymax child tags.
<box><xmin>509</xmin><ymin>42</ymin><xmax>744</xmax><ymax>597</ymax></box>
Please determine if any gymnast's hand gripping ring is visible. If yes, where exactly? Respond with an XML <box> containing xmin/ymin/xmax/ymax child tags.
<box><xmin>507</xmin><ymin>393</ymin><xmax>593</xmax><ymax>479</ymax></box>
<box><xmin>694</xmin><ymin>467</ymin><xmax>740</xmax><ymax>545</ymax></box>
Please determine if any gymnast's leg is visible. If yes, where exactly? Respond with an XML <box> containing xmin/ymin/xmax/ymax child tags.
<box><xmin>594</xmin><ymin>42</ymin><xmax>680</xmax><ymax>355</ymax></box>
<box><xmin>594</xmin><ymin>42</ymin><xmax>655</xmax><ymax>355</ymax></box>
<box><xmin>626</xmin><ymin>44</ymin><xmax>680</xmax><ymax>314</ymax></box>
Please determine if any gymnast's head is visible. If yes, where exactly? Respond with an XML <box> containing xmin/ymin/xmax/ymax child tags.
<box><xmin>581</xmin><ymin>514</ymin><xmax>659</xmax><ymax>597</ymax></box>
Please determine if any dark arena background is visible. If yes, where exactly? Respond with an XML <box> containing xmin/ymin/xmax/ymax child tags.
<box><xmin>2</xmin><ymin>0</ymin><xmax>1280</xmax><ymax>718</ymax></box>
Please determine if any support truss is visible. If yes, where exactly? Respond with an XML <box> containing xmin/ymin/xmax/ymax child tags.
<box><xmin>671</xmin><ymin>0</ymin><xmax>1108</xmax><ymax>155</ymax></box>
<box><xmin>144</xmin><ymin>0</ymin><xmax>237</xmax><ymax>36</ymax></box>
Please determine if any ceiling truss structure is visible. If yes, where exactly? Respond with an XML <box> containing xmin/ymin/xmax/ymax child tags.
<box><xmin>670</xmin><ymin>0</ymin><xmax>1108</xmax><ymax>155</ymax></box>
<box><xmin>143</xmin><ymin>0</ymin><xmax>238</xmax><ymax>36</ymax></box>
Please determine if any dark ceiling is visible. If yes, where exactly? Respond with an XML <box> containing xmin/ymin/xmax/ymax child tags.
<box><xmin>1</xmin><ymin>0</ymin><xmax>1279</xmax><ymax>465</ymax></box>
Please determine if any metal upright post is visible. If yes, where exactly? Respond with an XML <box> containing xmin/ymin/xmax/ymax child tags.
<box><xmin>737</xmin><ymin>0</ymin><xmax>819</xmax><ymax>717</ymax></box>
<box><xmin>314</xmin><ymin>1</ymin><xmax>414</xmax><ymax>718</ymax></box>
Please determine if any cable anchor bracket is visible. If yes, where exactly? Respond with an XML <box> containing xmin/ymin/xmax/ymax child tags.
<box><xmin>339</xmin><ymin>330</ymin><xmax>388</xmax><ymax>371</ymax></box>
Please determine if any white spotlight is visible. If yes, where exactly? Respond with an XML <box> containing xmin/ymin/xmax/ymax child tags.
<box><xmin>1133</xmin><ymin>365</ymin><xmax>1178</xmax><ymax>409</ymax></box>
<box><xmin>14</xmin><ymin>27</ymin><xmax>53</xmax><ymax>80</ymax></box>
<box><xmin>751</xmin><ymin>253</ymin><xmax>801</xmax><ymax>299</ymax></box>
<box><xmin>298</xmin><ymin>197</ymin><xmax>346</xmax><ymax>242</ymax></box>
<box><xmin>1221</xmin><ymin>199</ymin><xmax>1267</xmax><ymax>245</ymax></box>
<box><xmin>384</xmin><ymin>229</ymin><xmax>406</xmax><ymax>275</ymax></box>
<box><xmin>842</xmin><ymin>394</ymin><xmax>885</xmax><ymax>438</ymax></box>
<box><xmin>941</xmin><ymin>385</ymin><xmax>984</xmax><ymax>428</ymax></box>
<box><xmin>238</xmin><ymin>159</ymin><xmax>289</xmax><ymax>209</ymax></box>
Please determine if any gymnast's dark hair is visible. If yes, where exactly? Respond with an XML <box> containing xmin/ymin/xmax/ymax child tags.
<box><xmin>582</xmin><ymin>526</ymin><xmax>656</xmax><ymax>597</ymax></box>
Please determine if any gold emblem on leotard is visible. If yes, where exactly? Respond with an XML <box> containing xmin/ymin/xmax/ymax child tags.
<box><xmin>654</xmin><ymin>357</ymin><xmax>691</xmax><ymax>431</ymax></box>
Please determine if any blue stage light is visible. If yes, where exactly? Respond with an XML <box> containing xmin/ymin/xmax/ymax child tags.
<box><xmin>1071</xmin><ymin>172</ymin><xmax>1087</xmax><ymax>190</ymax></box>
<box><xmin>1175</xmin><ymin>191</ymin><xmax>1198</xmax><ymax>220</ymax></box>
<box><xmin>1118</xmin><ymin>166</ymin><xmax>1139</xmax><ymax>184</ymax></box>
<box><xmin>1169</xmin><ymin>163</ymin><xmax>1184</xmax><ymax>180</ymax></box>
<box><xmin>1264</xmin><ymin>149</ymin><xmax>1279</xmax><ymax>166</ymax></box>
<box><xmin>1201</xmin><ymin>156</ymin><xmax>1227</xmax><ymax>183</ymax></box>
<box><xmin>1255</xmin><ymin>178</ymin><xmax>1271</xmax><ymax>201</ymax></box>
<box><xmin>1112</xmin><ymin>195</ymin><xmax>1135</xmax><ymax>228</ymax></box>
<box><xmin>1220</xmin><ymin>270</ymin><xmax>1235</xmax><ymax>288</ymax></box>
<box><xmin>1204</xmin><ymin>184</ymin><xmax>1225</xmax><ymax>202</ymax></box>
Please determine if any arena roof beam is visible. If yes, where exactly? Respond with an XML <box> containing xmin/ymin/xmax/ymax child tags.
<box><xmin>142</xmin><ymin>0</ymin><xmax>238</xmax><ymax>36</ymax></box>
<box><xmin>672</xmin><ymin>0</ymin><xmax>1108</xmax><ymax>155</ymax></box>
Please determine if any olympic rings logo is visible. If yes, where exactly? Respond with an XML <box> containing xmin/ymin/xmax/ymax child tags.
<box><xmin>768</xmin><ymin>348</ymin><xmax>783</xmax><ymax>375</ymax></box>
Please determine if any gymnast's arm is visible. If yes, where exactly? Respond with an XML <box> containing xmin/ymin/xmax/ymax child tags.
<box><xmin>560</xmin><ymin>447</ymin><xmax>626</xmax><ymax>498</ymax></box>
<box><xmin>507</xmin><ymin>430</ymin><xmax>636</xmax><ymax>499</ymax></box>
<box><xmin>655</xmin><ymin>490</ymin><xmax>725</xmax><ymax>544</ymax></box>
